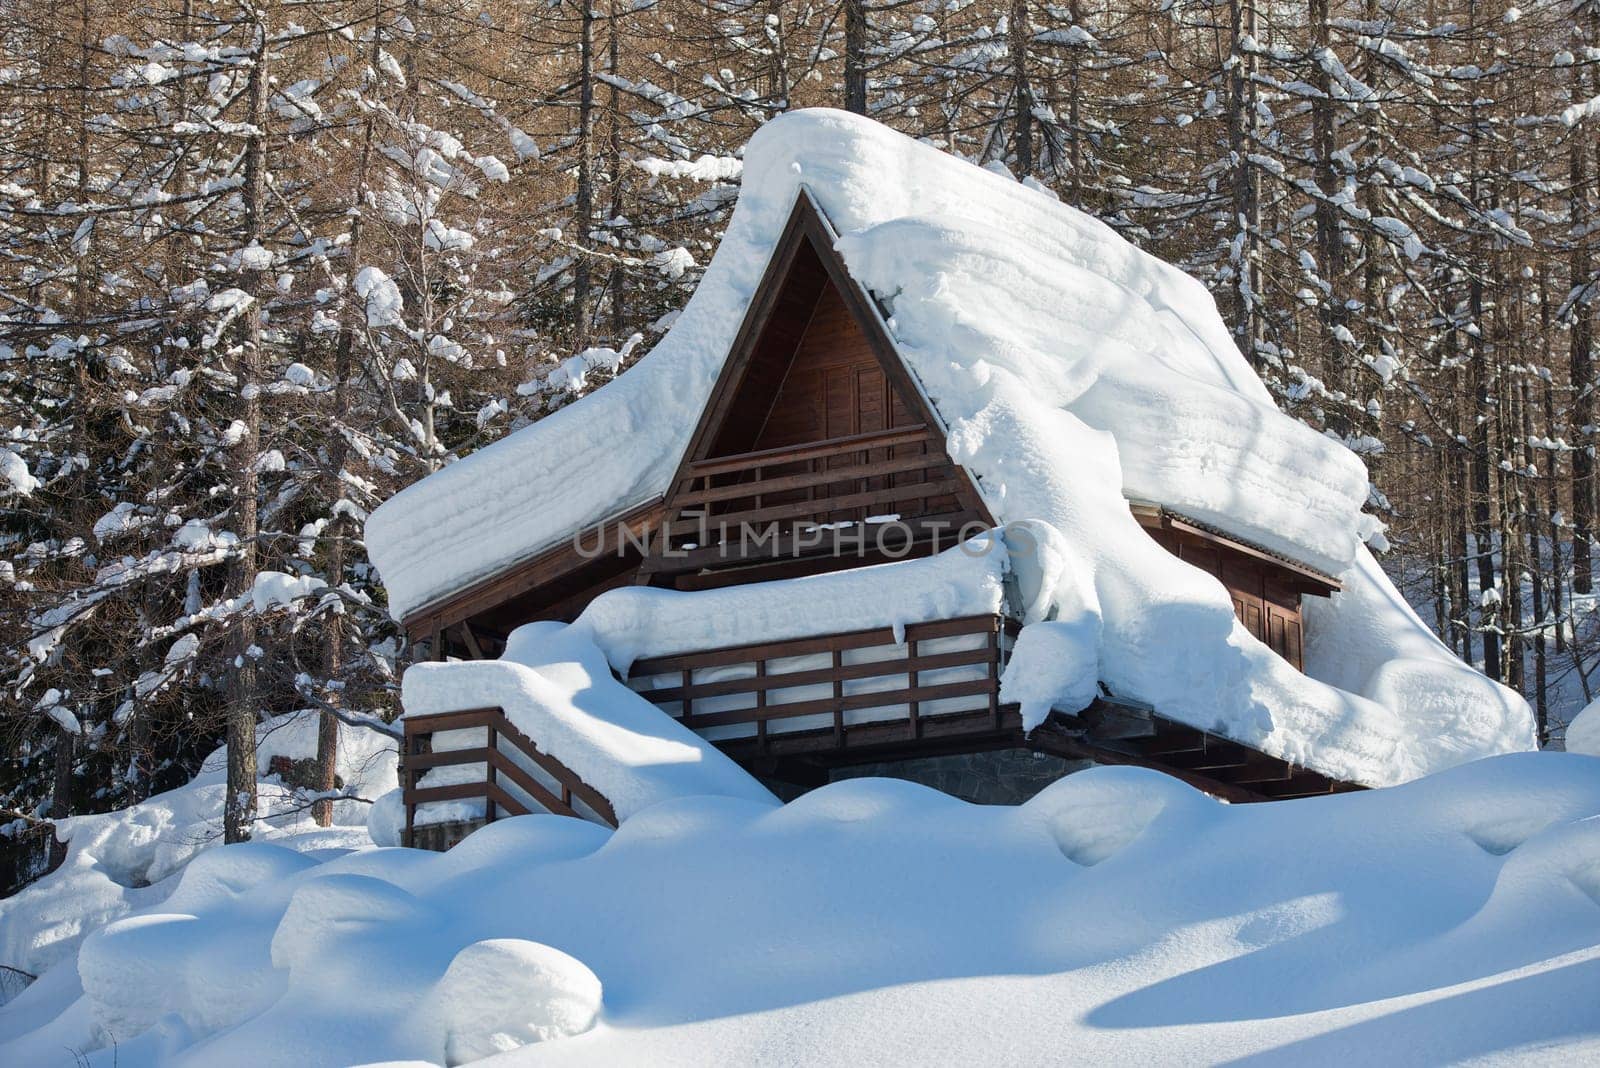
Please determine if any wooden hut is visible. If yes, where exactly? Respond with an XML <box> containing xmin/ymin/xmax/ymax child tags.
<box><xmin>368</xmin><ymin>112</ymin><xmax>1532</xmax><ymax>844</ymax></box>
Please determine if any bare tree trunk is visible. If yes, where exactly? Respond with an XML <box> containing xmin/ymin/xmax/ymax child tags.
<box><xmin>1573</xmin><ymin>41</ymin><xmax>1596</xmax><ymax>594</ymax></box>
<box><xmin>1451</xmin><ymin>421</ymin><xmax>1474</xmax><ymax>663</ymax></box>
<box><xmin>225</xmin><ymin>4</ymin><xmax>270</xmax><ymax>844</ymax></box>
<box><xmin>1009</xmin><ymin>0</ymin><xmax>1033</xmax><ymax>174</ymax></box>
<box><xmin>1227</xmin><ymin>0</ymin><xmax>1262</xmax><ymax>364</ymax></box>
<box><xmin>844</xmin><ymin>0</ymin><xmax>867</xmax><ymax>114</ymax></box>
<box><xmin>1498</xmin><ymin>362</ymin><xmax>1523</xmax><ymax>692</ymax></box>
<box><xmin>573</xmin><ymin>0</ymin><xmax>596</xmax><ymax>344</ymax></box>
<box><xmin>1543</xmin><ymin>376</ymin><xmax>1566</xmax><ymax>656</ymax></box>
<box><xmin>1470</xmin><ymin>341</ymin><xmax>1501</xmax><ymax>681</ymax></box>
<box><xmin>1064</xmin><ymin>0</ymin><xmax>1083</xmax><ymax>206</ymax></box>
<box><xmin>1309</xmin><ymin>0</ymin><xmax>1349</xmax><ymax>428</ymax></box>
<box><xmin>767</xmin><ymin>0</ymin><xmax>789</xmax><ymax>104</ymax></box>
<box><xmin>607</xmin><ymin>0</ymin><xmax>625</xmax><ymax>337</ymax></box>
<box><xmin>315</xmin><ymin>2</ymin><xmax>384</xmax><ymax>825</ymax></box>
<box><xmin>1521</xmin><ymin>379</ymin><xmax>1548</xmax><ymax>737</ymax></box>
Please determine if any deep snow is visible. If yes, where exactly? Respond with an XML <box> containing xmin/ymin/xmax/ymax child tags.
<box><xmin>2</xmin><ymin>753</ymin><xmax>1598</xmax><ymax>1066</ymax></box>
<box><xmin>0</xmin><ymin>711</ymin><xmax>392</xmax><ymax>985</ymax></box>
<box><xmin>364</xmin><ymin>109</ymin><xmax>1533</xmax><ymax>787</ymax></box>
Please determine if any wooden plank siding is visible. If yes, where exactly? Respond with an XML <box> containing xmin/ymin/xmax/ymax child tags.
<box><xmin>1132</xmin><ymin>506</ymin><xmax>1337</xmax><ymax>672</ymax></box>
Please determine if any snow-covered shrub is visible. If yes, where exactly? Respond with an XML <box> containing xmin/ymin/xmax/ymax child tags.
<box><xmin>430</xmin><ymin>939</ymin><xmax>602</xmax><ymax>1064</ymax></box>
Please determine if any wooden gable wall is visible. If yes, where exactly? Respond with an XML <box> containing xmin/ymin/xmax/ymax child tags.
<box><xmin>639</xmin><ymin>189</ymin><xmax>989</xmax><ymax>587</ymax></box>
<box><xmin>753</xmin><ymin>283</ymin><xmax>901</xmax><ymax>448</ymax></box>
<box><xmin>741</xmin><ymin>282</ymin><xmax>964</xmax><ymax>522</ymax></box>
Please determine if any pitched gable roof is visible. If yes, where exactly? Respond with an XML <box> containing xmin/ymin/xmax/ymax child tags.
<box><xmin>367</xmin><ymin>109</ymin><xmax>1534</xmax><ymax>786</ymax></box>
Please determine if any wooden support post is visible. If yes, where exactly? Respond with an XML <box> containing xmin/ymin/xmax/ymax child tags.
<box><xmin>402</xmin><ymin>728</ymin><xmax>417</xmax><ymax>848</ymax></box>
<box><xmin>988</xmin><ymin>620</ymin><xmax>1001</xmax><ymax>729</ymax></box>
<box><xmin>756</xmin><ymin>658</ymin><xmax>768</xmax><ymax>752</ymax></box>
<box><xmin>484</xmin><ymin>724</ymin><xmax>498</xmax><ymax>823</ymax></box>
<box><xmin>908</xmin><ymin>631</ymin><xmax>920</xmax><ymax>740</ymax></box>
<box><xmin>459</xmin><ymin>621</ymin><xmax>485</xmax><ymax>660</ymax></box>
<box><xmin>832</xmin><ymin>647</ymin><xmax>844</xmax><ymax>745</ymax></box>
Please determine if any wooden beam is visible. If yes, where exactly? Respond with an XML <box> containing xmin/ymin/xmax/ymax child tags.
<box><xmin>687</xmin><ymin>424</ymin><xmax>931</xmax><ymax>475</ymax></box>
<box><xmin>1131</xmin><ymin>504</ymin><xmax>1340</xmax><ymax>595</ymax></box>
<box><xmin>458</xmin><ymin>621</ymin><xmax>485</xmax><ymax>660</ymax></box>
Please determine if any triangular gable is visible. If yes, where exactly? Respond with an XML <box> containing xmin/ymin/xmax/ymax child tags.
<box><xmin>677</xmin><ymin>188</ymin><xmax>977</xmax><ymax>472</ymax></box>
<box><xmin>643</xmin><ymin>190</ymin><xmax>992</xmax><ymax>586</ymax></box>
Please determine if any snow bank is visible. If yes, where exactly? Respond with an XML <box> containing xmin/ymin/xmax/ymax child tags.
<box><xmin>3</xmin><ymin>752</ymin><xmax>1598</xmax><ymax>1066</ymax></box>
<box><xmin>431</xmin><ymin>939</ymin><xmax>602</xmax><ymax>1064</ymax></box>
<box><xmin>366</xmin><ymin>108</ymin><xmax>1534</xmax><ymax>786</ymax></box>
<box><xmin>1568</xmin><ymin>700</ymin><xmax>1600</xmax><ymax>756</ymax></box>
<box><xmin>0</xmin><ymin>711</ymin><xmax>394</xmax><ymax>986</ymax></box>
<box><xmin>399</xmin><ymin>623</ymin><xmax>775</xmax><ymax>825</ymax></box>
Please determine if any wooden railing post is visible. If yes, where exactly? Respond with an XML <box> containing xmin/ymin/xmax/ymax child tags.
<box><xmin>908</xmin><ymin>628</ymin><xmax>920</xmax><ymax>741</ymax></box>
<box><xmin>402</xmin><ymin>722</ymin><xmax>417</xmax><ymax>849</ymax></box>
<box><xmin>832</xmin><ymin>647</ymin><xmax>845</xmax><ymax>746</ymax></box>
<box><xmin>756</xmin><ymin>658</ymin><xmax>768</xmax><ymax>752</ymax></box>
<box><xmin>485</xmin><ymin>723</ymin><xmax>498</xmax><ymax>824</ymax></box>
<box><xmin>988</xmin><ymin>619</ymin><xmax>1002</xmax><ymax>729</ymax></box>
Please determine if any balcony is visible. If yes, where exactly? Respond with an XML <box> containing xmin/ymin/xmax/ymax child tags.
<box><xmin>624</xmin><ymin>613</ymin><xmax>1020</xmax><ymax>760</ymax></box>
<box><xmin>641</xmin><ymin>424</ymin><xmax>984</xmax><ymax>582</ymax></box>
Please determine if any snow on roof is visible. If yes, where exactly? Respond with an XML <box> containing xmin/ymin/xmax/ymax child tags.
<box><xmin>365</xmin><ymin>108</ymin><xmax>1373</xmax><ymax>623</ymax></box>
<box><xmin>366</xmin><ymin>109</ymin><xmax>1535</xmax><ymax>785</ymax></box>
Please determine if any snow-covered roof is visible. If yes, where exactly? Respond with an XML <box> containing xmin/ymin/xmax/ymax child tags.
<box><xmin>367</xmin><ymin>109</ymin><xmax>1535</xmax><ymax>786</ymax></box>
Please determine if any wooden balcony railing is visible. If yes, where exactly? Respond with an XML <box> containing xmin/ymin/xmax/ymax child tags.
<box><xmin>401</xmin><ymin>706</ymin><xmax>617</xmax><ymax>847</ymax></box>
<box><xmin>625</xmin><ymin>613</ymin><xmax>1019</xmax><ymax>757</ymax></box>
<box><xmin>643</xmin><ymin>424</ymin><xmax>979</xmax><ymax>577</ymax></box>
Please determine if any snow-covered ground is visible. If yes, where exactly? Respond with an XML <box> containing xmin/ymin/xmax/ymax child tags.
<box><xmin>2</xmin><ymin>751</ymin><xmax>1598</xmax><ymax>1066</ymax></box>
<box><xmin>0</xmin><ymin>711</ymin><xmax>393</xmax><ymax>988</ymax></box>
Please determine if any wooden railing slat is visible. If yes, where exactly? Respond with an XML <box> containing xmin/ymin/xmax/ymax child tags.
<box><xmin>627</xmin><ymin>613</ymin><xmax>992</xmax><ymax>671</ymax></box>
<box><xmin>688</xmin><ymin>425</ymin><xmax>929</xmax><ymax>475</ymax></box>
<box><xmin>402</xmin><ymin>705</ymin><xmax>619</xmax><ymax>848</ymax></box>
<box><xmin>687</xmin><ymin>678</ymin><xmax>999</xmax><ymax>730</ymax></box>
<box><xmin>676</xmin><ymin>452</ymin><xmax>950</xmax><ymax>508</ymax></box>
<box><xmin>403</xmin><ymin>707</ymin><xmax>498</xmax><ymax>734</ymax></box>
<box><xmin>637</xmin><ymin>645</ymin><xmax>995</xmax><ymax>703</ymax></box>
<box><xmin>685</xmin><ymin>477</ymin><xmax>962</xmax><ymax>531</ymax></box>
<box><xmin>630</xmin><ymin>613</ymin><xmax>1001</xmax><ymax>675</ymax></box>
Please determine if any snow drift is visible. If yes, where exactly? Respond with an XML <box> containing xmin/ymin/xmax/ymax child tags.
<box><xmin>386</xmin><ymin>621</ymin><xmax>774</xmax><ymax>834</ymax></box>
<box><xmin>2</xmin><ymin>752</ymin><xmax>1598</xmax><ymax>1065</ymax></box>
